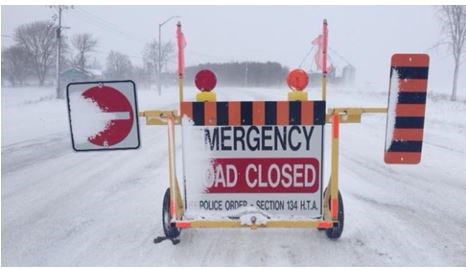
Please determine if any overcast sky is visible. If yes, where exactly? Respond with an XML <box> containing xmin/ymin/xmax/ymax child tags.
<box><xmin>2</xmin><ymin>5</ymin><xmax>464</xmax><ymax>92</ymax></box>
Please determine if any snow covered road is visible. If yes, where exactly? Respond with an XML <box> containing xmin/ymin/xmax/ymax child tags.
<box><xmin>2</xmin><ymin>86</ymin><xmax>465</xmax><ymax>266</ymax></box>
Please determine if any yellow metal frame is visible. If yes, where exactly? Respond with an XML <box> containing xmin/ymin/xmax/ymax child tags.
<box><xmin>139</xmin><ymin>110</ymin><xmax>180</xmax><ymax>125</ymax></box>
<box><xmin>175</xmin><ymin>219</ymin><xmax>334</xmax><ymax>230</ymax></box>
<box><xmin>135</xmin><ymin>18</ymin><xmax>399</xmax><ymax>231</ymax></box>
<box><xmin>139</xmin><ymin>83</ymin><xmax>388</xmax><ymax>229</ymax></box>
<box><xmin>139</xmin><ymin>104</ymin><xmax>387</xmax><ymax>229</ymax></box>
<box><xmin>326</xmin><ymin>107</ymin><xmax>387</xmax><ymax>123</ymax></box>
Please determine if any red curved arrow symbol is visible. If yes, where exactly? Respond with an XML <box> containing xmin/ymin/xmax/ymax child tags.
<box><xmin>82</xmin><ymin>86</ymin><xmax>134</xmax><ymax>147</ymax></box>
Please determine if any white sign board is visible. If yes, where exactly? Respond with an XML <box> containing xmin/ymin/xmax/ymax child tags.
<box><xmin>66</xmin><ymin>80</ymin><xmax>140</xmax><ymax>151</ymax></box>
<box><xmin>181</xmin><ymin>103</ymin><xmax>324</xmax><ymax>219</ymax></box>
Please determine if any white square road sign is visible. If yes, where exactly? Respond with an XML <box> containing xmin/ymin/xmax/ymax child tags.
<box><xmin>66</xmin><ymin>80</ymin><xmax>140</xmax><ymax>151</ymax></box>
<box><xmin>180</xmin><ymin>100</ymin><xmax>326</xmax><ymax>219</ymax></box>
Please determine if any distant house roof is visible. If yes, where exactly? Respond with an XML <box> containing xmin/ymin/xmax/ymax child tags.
<box><xmin>61</xmin><ymin>67</ymin><xmax>103</xmax><ymax>83</ymax></box>
<box><xmin>86</xmin><ymin>68</ymin><xmax>103</xmax><ymax>77</ymax></box>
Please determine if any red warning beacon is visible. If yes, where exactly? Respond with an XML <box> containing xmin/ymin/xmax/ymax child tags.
<box><xmin>287</xmin><ymin>68</ymin><xmax>309</xmax><ymax>101</ymax></box>
<box><xmin>195</xmin><ymin>69</ymin><xmax>217</xmax><ymax>102</ymax></box>
<box><xmin>287</xmin><ymin>68</ymin><xmax>309</xmax><ymax>91</ymax></box>
<box><xmin>195</xmin><ymin>69</ymin><xmax>217</xmax><ymax>92</ymax></box>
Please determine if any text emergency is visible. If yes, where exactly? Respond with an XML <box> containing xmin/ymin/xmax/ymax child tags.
<box><xmin>205</xmin><ymin>126</ymin><xmax>315</xmax><ymax>152</ymax></box>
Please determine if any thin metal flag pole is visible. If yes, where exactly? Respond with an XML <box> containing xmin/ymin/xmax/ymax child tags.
<box><xmin>321</xmin><ymin>19</ymin><xmax>328</xmax><ymax>101</ymax></box>
<box><xmin>176</xmin><ymin>21</ymin><xmax>185</xmax><ymax>115</ymax></box>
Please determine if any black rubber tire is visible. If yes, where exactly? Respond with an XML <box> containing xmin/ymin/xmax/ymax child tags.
<box><xmin>325</xmin><ymin>191</ymin><xmax>344</xmax><ymax>239</ymax></box>
<box><xmin>162</xmin><ymin>188</ymin><xmax>181</xmax><ymax>238</ymax></box>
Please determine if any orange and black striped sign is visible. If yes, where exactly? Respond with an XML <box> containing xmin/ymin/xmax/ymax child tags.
<box><xmin>181</xmin><ymin>100</ymin><xmax>326</xmax><ymax>126</ymax></box>
<box><xmin>385</xmin><ymin>54</ymin><xmax>429</xmax><ymax>164</ymax></box>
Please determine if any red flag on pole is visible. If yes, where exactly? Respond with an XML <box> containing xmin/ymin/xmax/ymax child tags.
<box><xmin>312</xmin><ymin>20</ymin><xmax>329</xmax><ymax>74</ymax></box>
<box><xmin>312</xmin><ymin>34</ymin><xmax>324</xmax><ymax>71</ymax></box>
<box><xmin>176</xmin><ymin>22</ymin><xmax>186</xmax><ymax>78</ymax></box>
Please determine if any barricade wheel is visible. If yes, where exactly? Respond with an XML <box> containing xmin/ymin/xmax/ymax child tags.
<box><xmin>162</xmin><ymin>188</ymin><xmax>181</xmax><ymax>238</ymax></box>
<box><xmin>325</xmin><ymin>191</ymin><xmax>344</xmax><ymax>239</ymax></box>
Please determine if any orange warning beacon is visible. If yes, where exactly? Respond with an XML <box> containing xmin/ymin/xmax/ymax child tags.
<box><xmin>287</xmin><ymin>68</ymin><xmax>309</xmax><ymax>101</ymax></box>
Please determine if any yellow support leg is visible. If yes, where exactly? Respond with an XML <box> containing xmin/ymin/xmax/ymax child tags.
<box><xmin>167</xmin><ymin>115</ymin><xmax>184</xmax><ymax>221</ymax></box>
<box><xmin>330</xmin><ymin>113</ymin><xmax>340</xmax><ymax>221</ymax></box>
<box><xmin>323</xmin><ymin>179</ymin><xmax>331</xmax><ymax>221</ymax></box>
<box><xmin>178</xmin><ymin>77</ymin><xmax>184</xmax><ymax>116</ymax></box>
<box><xmin>174</xmin><ymin>176</ymin><xmax>184</xmax><ymax>219</ymax></box>
<box><xmin>321</xmin><ymin>75</ymin><xmax>327</xmax><ymax>101</ymax></box>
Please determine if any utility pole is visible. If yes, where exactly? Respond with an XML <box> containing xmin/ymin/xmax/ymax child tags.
<box><xmin>157</xmin><ymin>15</ymin><xmax>179</xmax><ymax>96</ymax></box>
<box><xmin>50</xmin><ymin>5</ymin><xmax>72</xmax><ymax>99</ymax></box>
<box><xmin>56</xmin><ymin>5</ymin><xmax>63</xmax><ymax>99</ymax></box>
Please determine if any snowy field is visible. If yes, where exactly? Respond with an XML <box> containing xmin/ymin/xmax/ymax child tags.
<box><xmin>1</xmin><ymin>83</ymin><xmax>466</xmax><ymax>266</ymax></box>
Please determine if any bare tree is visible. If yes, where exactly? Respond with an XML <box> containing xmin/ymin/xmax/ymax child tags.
<box><xmin>13</xmin><ymin>21</ymin><xmax>56</xmax><ymax>86</ymax></box>
<box><xmin>132</xmin><ymin>66</ymin><xmax>151</xmax><ymax>87</ymax></box>
<box><xmin>438</xmin><ymin>6</ymin><xmax>466</xmax><ymax>101</ymax></box>
<box><xmin>2</xmin><ymin>45</ymin><xmax>33</xmax><ymax>86</ymax></box>
<box><xmin>142</xmin><ymin>39</ymin><xmax>174</xmax><ymax>82</ymax></box>
<box><xmin>71</xmin><ymin>33</ymin><xmax>98</xmax><ymax>71</ymax></box>
<box><xmin>104</xmin><ymin>51</ymin><xmax>133</xmax><ymax>80</ymax></box>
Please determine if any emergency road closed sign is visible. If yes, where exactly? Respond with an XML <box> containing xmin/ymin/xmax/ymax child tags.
<box><xmin>181</xmin><ymin>100</ymin><xmax>325</xmax><ymax>218</ymax></box>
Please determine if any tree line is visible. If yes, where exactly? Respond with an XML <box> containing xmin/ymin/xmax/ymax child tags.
<box><xmin>1</xmin><ymin>20</ymin><xmax>287</xmax><ymax>92</ymax></box>
<box><xmin>183</xmin><ymin>61</ymin><xmax>289</xmax><ymax>88</ymax></box>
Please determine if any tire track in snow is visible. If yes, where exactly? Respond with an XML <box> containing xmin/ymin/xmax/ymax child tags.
<box><xmin>1</xmin><ymin>132</ymin><xmax>71</xmax><ymax>175</ymax></box>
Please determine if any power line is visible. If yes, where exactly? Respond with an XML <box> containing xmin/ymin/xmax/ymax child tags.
<box><xmin>298</xmin><ymin>46</ymin><xmax>314</xmax><ymax>68</ymax></box>
<box><xmin>72</xmin><ymin>7</ymin><xmax>148</xmax><ymax>44</ymax></box>
<box><xmin>67</xmin><ymin>7</ymin><xmax>149</xmax><ymax>62</ymax></box>
<box><xmin>328</xmin><ymin>47</ymin><xmax>352</xmax><ymax>66</ymax></box>
<box><xmin>76</xmin><ymin>7</ymin><xmax>148</xmax><ymax>42</ymax></box>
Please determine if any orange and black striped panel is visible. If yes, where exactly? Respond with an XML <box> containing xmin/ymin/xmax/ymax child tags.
<box><xmin>180</xmin><ymin>100</ymin><xmax>326</xmax><ymax>126</ymax></box>
<box><xmin>385</xmin><ymin>54</ymin><xmax>429</xmax><ymax>164</ymax></box>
